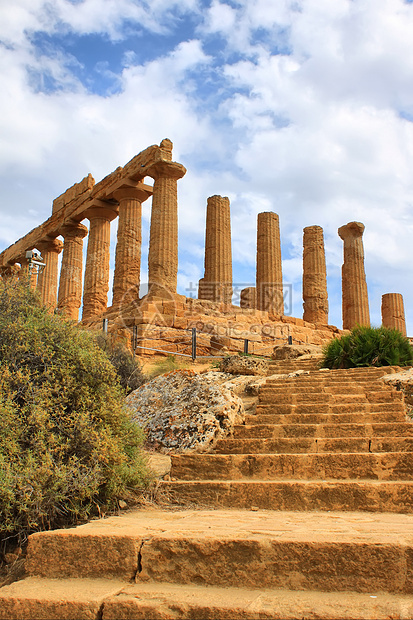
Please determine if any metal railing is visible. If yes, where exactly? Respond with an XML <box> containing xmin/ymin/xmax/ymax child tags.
<box><xmin>103</xmin><ymin>319</ymin><xmax>296</xmax><ymax>361</ymax></box>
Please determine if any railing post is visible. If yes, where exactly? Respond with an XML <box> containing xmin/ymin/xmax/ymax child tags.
<box><xmin>102</xmin><ymin>318</ymin><xmax>109</xmax><ymax>333</ymax></box>
<box><xmin>191</xmin><ymin>328</ymin><xmax>197</xmax><ymax>361</ymax></box>
<box><xmin>244</xmin><ymin>339</ymin><xmax>249</xmax><ymax>355</ymax></box>
<box><xmin>132</xmin><ymin>325</ymin><xmax>138</xmax><ymax>353</ymax></box>
<box><xmin>288</xmin><ymin>335</ymin><xmax>293</xmax><ymax>345</ymax></box>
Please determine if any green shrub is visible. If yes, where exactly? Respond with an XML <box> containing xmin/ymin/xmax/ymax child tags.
<box><xmin>322</xmin><ymin>325</ymin><xmax>413</xmax><ymax>369</ymax></box>
<box><xmin>95</xmin><ymin>333</ymin><xmax>146</xmax><ymax>394</ymax></box>
<box><xmin>0</xmin><ymin>279</ymin><xmax>150</xmax><ymax>545</ymax></box>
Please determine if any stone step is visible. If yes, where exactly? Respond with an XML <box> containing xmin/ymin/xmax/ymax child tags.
<box><xmin>16</xmin><ymin>510</ymin><xmax>413</xmax><ymax>594</ymax></box>
<box><xmin>260</xmin><ymin>385</ymin><xmax>370</xmax><ymax>395</ymax></box>
<box><xmin>170</xmin><ymin>451</ymin><xmax>413</xmax><ymax>481</ymax></box>
<box><xmin>234</xmin><ymin>422</ymin><xmax>413</xmax><ymax>439</ymax></box>
<box><xmin>249</xmin><ymin>411</ymin><xmax>407</xmax><ymax>425</ymax></box>
<box><xmin>214</xmin><ymin>436</ymin><xmax>413</xmax><ymax>454</ymax></box>
<box><xmin>161</xmin><ymin>480</ymin><xmax>413</xmax><ymax>513</ymax></box>
<box><xmin>258</xmin><ymin>391</ymin><xmax>403</xmax><ymax>405</ymax></box>
<box><xmin>254</xmin><ymin>401</ymin><xmax>405</xmax><ymax>416</ymax></box>
<box><xmin>3</xmin><ymin>578</ymin><xmax>412</xmax><ymax>620</ymax></box>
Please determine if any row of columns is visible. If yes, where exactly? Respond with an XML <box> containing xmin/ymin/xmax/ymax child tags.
<box><xmin>2</xmin><ymin>140</ymin><xmax>186</xmax><ymax>321</ymax></box>
<box><xmin>197</xmin><ymin>201</ymin><xmax>407</xmax><ymax>334</ymax></box>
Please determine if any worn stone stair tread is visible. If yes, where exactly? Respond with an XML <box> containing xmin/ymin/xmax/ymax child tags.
<box><xmin>214</xmin><ymin>436</ymin><xmax>413</xmax><ymax>454</ymax></box>
<box><xmin>250</xmin><ymin>412</ymin><xmax>407</xmax><ymax>425</ymax></box>
<box><xmin>0</xmin><ymin>577</ymin><xmax>126</xmax><ymax>620</ymax></box>
<box><xmin>102</xmin><ymin>582</ymin><xmax>413</xmax><ymax>620</ymax></box>
<box><xmin>21</xmin><ymin>509</ymin><xmax>413</xmax><ymax>593</ymax></box>
<box><xmin>2</xmin><ymin>578</ymin><xmax>412</xmax><ymax>620</ymax></box>
<box><xmin>170</xmin><ymin>451</ymin><xmax>413</xmax><ymax>481</ymax></box>
<box><xmin>234</xmin><ymin>422</ymin><xmax>413</xmax><ymax>439</ymax></box>
<box><xmin>161</xmin><ymin>479</ymin><xmax>413</xmax><ymax>512</ymax></box>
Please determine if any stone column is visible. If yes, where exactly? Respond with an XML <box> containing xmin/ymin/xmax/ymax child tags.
<box><xmin>36</xmin><ymin>238</ymin><xmax>63</xmax><ymax>312</ymax></box>
<box><xmin>240</xmin><ymin>287</ymin><xmax>256</xmax><ymax>309</ymax></box>
<box><xmin>57</xmin><ymin>223</ymin><xmax>88</xmax><ymax>320</ymax></box>
<box><xmin>146</xmin><ymin>139</ymin><xmax>186</xmax><ymax>297</ymax></box>
<box><xmin>338</xmin><ymin>221</ymin><xmax>370</xmax><ymax>329</ymax></box>
<box><xmin>381</xmin><ymin>293</ymin><xmax>407</xmax><ymax>336</ymax></box>
<box><xmin>302</xmin><ymin>225</ymin><xmax>328</xmax><ymax>324</ymax></box>
<box><xmin>112</xmin><ymin>185</ymin><xmax>151</xmax><ymax>309</ymax></box>
<box><xmin>200</xmin><ymin>195</ymin><xmax>232</xmax><ymax>304</ymax></box>
<box><xmin>82</xmin><ymin>207</ymin><xmax>117</xmax><ymax>321</ymax></box>
<box><xmin>256</xmin><ymin>212</ymin><xmax>283</xmax><ymax>315</ymax></box>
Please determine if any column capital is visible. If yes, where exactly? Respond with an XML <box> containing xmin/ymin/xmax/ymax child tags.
<box><xmin>113</xmin><ymin>185</ymin><xmax>152</xmax><ymax>204</ymax></box>
<box><xmin>338</xmin><ymin>221</ymin><xmax>365</xmax><ymax>241</ymax></box>
<box><xmin>146</xmin><ymin>160</ymin><xmax>186</xmax><ymax>181</ymax></box>
<box><xmin>61</xmin><ymin>222</ymin><xmax>88</xmax><ymax>239</ymax></box>
<box><xmin>36</xmin><ymin>237</ymin><xmax>63</xmax><ymax>254</ymax></box>
<box><xmin>83</xmin><ymin>204</ymin><xmax>118</xmax><ymax>222</ymax></box>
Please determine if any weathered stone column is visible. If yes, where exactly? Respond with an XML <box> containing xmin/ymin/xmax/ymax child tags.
<box><xmin>57</xmin><ymin>223</ymin><xmax>88</xmax><ymax>320</ymax></box>
<box><xmin>302</xmin><ymin>225</ymin><xmax>328</xmax><ymax>324</ymax></box>
<box><xmin>199</xmin><ymin>195</ymin><xmax>232</xmax><ymax>304</ymax></box>
<box><xmin>240</xmin><ymin>286</ymin><xmax>256</xmax><ymax>309</ymax></box>
<box><xmin>36</xmin><ymin>238</ymin><xmax>63</xmax><ymax>312</ymax></box>
<box><xmin>256</xmin><ymin>212</ymin><xmax>283</xmax><ymax>315</ymax></box>
<box><xmin>112</xmin><ymin>185</ymin><xmax>152</xmax><ymax>309</ymax></box>
<box><xmin>82</xmin><ymin>207</ymin><xmax>117</xmax><ymax>321</ymax></box>
<box><xmin>381</xmin><ymin>293</ymin><xmax>407</xmax><ymax>336</ymax></box>
<box><xmin>146</xmin><ymin>139</ymin><xmax>186</xmax><ymax>297</ymax></box>
<box><xmin>338</xmin><ymin>221</ymin><xmax>370</xmax><ymax>329</ymax></box>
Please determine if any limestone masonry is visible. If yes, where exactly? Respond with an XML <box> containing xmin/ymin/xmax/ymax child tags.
<box><xmin>0</xmin><ymin>139</ymin><xmax>409</xmax><ymax>350</ymax></box>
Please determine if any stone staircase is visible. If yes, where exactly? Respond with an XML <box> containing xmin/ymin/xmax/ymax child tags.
<box><xmin>2</xmin><ymin>366</ymin><xmax>413</xmax><ymax>619</ymax></box>
<box><xmin>267</xmin><ymin>356</ymin><xmax>322</xmax><ymax>374</ymax></box>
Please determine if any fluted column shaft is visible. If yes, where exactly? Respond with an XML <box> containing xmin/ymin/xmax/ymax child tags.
<box><xmin>57</xmin><ymin>223</ymin><xmax>88</xmax><ymax>320</ymax></box>
<box><xmin>201</xmin><ymin>195</ymin><xmax>232</xmax><ymax>304</ymax></box>
<box><xmin>36</xmin><ymin>238</ymin><xmax>63</xmax><ymax>312</ymax></box>
<box><xmin>381</xmin><ymin>293</ymin><xmax>407</xmax><ymax>336</ymax></box>
<box><xmin>338</xmin><ymin>221</ymin><xmax>370</xmax><ymax>329</ymax></box>
<box><xmin>256</xmin><ymin>212</ymin><xmax>283</xmax><ymax>315</ymax></box>
<box><xmin>112</xmin><ymin>186</ymin><xmax>151</xmax><ymax>309</ymax></box>
<box><xmin>303</xmin><ymin>225</ymin><xmax>328</xmax><ymax>323</ymax></box>
<box><xmin>82</xmin><ymin>208</ymin><xmax>117</xmax><ymax>321</ymax></box>
<box><xmin>146</xmin><ymin>156</ymin><xmax>186</xmax><ymax>297</ymax></box>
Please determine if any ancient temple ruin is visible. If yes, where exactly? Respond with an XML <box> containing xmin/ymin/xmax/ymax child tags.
<box><xmin>0</xmin><ymin>139</ymin><xmax>408</xmax><ymax>354</ymax></box>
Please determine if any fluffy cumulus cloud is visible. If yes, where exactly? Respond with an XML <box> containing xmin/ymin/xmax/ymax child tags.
<box><xmin>1</xmin><ymin>0</ymin><xmax>413</xmax><ymax>331</ymax></box>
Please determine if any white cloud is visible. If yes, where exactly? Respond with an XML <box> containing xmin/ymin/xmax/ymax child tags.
<box><xmin>2</xmin><ymin>0</ymin><xmax>413</xmax><ymax>332</ymax></box>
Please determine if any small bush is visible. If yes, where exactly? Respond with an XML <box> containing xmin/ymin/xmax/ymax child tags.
<box><xmin>322</xmin><ymin>325</ymin><xmax>413</xmax><ymax>369</ymax></box>
<box><xmin>0</xmin><ymin>279</ymin><xmax>150</xmax><ymax>546</ymax></box>
<box><xmin>95</xmin><ymin>333</ymin><xmax>146</xmax><ymax>394</ymax></box>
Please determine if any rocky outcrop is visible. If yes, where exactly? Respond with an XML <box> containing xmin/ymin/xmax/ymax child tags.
<box><xmin>272</xmin><ymin>344</ymin><xmax>323</xmax><ymax>360</ymax></box>
<box><xmin>219</xmin><ymin>355</ymin><xmax>269</xmax><ymax>376</ymax></box>
<box><xmin>126</xmin><ymin>370</ymin><xmax>244</xmax><ymax>453</ymax></box>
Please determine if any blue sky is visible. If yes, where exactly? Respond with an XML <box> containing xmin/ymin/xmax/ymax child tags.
<box><xmin>1</xmin><ymin>0</ymin><xmax>413</xmax><ymax>331</ymax></box>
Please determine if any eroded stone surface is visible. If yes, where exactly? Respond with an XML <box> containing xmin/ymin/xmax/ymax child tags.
<box><xmin>303</xmin><ymin>225</ymin><xmax>328</xmax><ymax>324</ymax></box>
<box><xmin>219</xmin><ymin>355</ymin><xmax>269</xmax><ymax>376</ymax></box>
<box><xmin>338</xmin><ymin>221</ymin><xmax>370</xmax><ymax>329</ymax></box>
<box><xmin>381</xmin><ymin>293</ymin><xmax>407</xmax><ymax>336</ymax></box>
<box><xmin>256</xmin><ymin>212</ymin><xmax>283</xmax><ymax>315</ymax></box>
<box><xmin>272</xmin><ymin>344</ymin><xmax>323</xmax><ymax>360</ymax></box>
<box><xmin>126</xmin><ymin>370</ymin><xmax>244</xmax><ymax>452</ymax></box>
<box><xmin>199</xmin><ymin>195</ymin><xmax>232</xmax><ymax>304</ymax></box>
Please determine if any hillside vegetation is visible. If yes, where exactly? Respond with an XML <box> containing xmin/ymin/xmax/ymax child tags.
<box><xmin>0</xmin><ymin>279</ymin><xmax>150</xmax><ymax>547</ymax></box>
